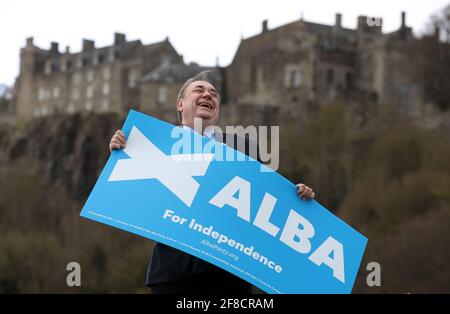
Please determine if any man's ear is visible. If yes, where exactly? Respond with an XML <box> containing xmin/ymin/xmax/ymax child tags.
<box><xmin>176</xmin><ymin>99</ymin><xmax>183</xmax><ymax>112</ymax></box>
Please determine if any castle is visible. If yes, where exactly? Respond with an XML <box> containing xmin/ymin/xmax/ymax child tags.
<box><xmin>12</xmin><ymin>12</ymin><xmax>434</xmax><ymax>127</ymax></box>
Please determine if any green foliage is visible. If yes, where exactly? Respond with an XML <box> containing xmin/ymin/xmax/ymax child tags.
<box><xmin>0</xmin><ymin>159</ymin><xmax>151</xmax><ymax>293</ymax></box>
<box><xmin>280</xmin><ymin>103</ymin><xmax>351</xmax><ymax>210</ymax></box>
<box><xmin>279</xmin><ymin>102</ymin><xmax>450</xmax><ymax>293</ymax></box>
<box><xmin>339</xmin><ymin>123</ymin><xmax>449</xmax><ymax>238</ymax></box>
<box><xmin>0</xmin><ymin>105</ymin><xmax>449</xmax><ymax>293</ymax></box>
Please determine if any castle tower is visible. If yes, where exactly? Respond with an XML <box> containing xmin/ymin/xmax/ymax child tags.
<box><xmin>16</xmin><ymin>37</ymin><xmax>37</xmax><ymax>119</ymax></box>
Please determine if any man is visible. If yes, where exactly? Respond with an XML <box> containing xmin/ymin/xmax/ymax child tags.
<box><xmin>109</xmin><ymin>71</ymin><xmax>315</xmax><ymax>294</ymax></box>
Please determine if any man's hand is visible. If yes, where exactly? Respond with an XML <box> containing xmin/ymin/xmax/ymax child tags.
<box><xmin>108</xmin><ymin>131</ymin><xmax>315</xmax><ymax>201</ymax></box>
<box><xmin>296</xmin><ymin>183</ymin><xmax>315</xmax><ymax>201</ymax></box>
<box><xmin>109</xmin><ymin>130</ymin><xmax>127</xmax><ymax>153</ymax></box>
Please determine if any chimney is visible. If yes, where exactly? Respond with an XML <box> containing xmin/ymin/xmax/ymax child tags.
<box><xmin>114</xmin><ymin>32</ymin><xmax>126</xmax><ymax>45</ymax></box>
<box><xmin>65</xmin><ymin>46</ymin><xmax>70</xmax><ymax>54</ymax></box>
<box><xmin>434</xmin><ymin>25</ymin><xmax>440</xmax><ymax>38</ymax></box>
<box><xmin>262</xmin><ymin>20</ymin><xmax>268</xmax><ymax>33</ymax></box>
<box><xmin>26</xmin><ymin>37</ymin><xmax>34</xmax><ymax>47</ymax></box>
<box><xmin>82</xmin><ymin>39</ymin><xmax>95</xmax><ymax>51</ymax></box>
<box><xmin>357</xmin><ymin>15</ymin><xmax>382</xmax><ymax>33</ymax></box>
<box><xmin>401</xmin><ymin>11</ymin><xmax>406</xmax><ymax>28</ymax></box>
<box><xmin>357</xmin><ymin>15</ymin><xmax>367</xmax><ymax>30</ymax></box>
<box><xmin>50</xmin><ymin>42</ymin><xmax>59</xmax><ymax>54</ymax></box>
<box><xmin>335</xmin><ymin>13</ymin><xmax>342</xmax><ymax>28</ymax></box>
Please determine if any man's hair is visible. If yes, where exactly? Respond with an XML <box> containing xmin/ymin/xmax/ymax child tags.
<box><xmin>177</xmin><ymin>70</ymin><xmax>221</xmax><ymax>123</ymax></box>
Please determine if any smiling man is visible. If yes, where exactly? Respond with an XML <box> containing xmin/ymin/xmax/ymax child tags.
<box><xmin>109</xmin><ymin>71</ymin><xmax>315</xmax><ymax>294</ymax></box>
<box><xmin>175</xmin><ymin>74</ymin><xmax>220</xmax><ymax>133</ymax></box>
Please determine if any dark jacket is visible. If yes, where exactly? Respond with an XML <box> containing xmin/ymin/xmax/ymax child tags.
<box><xmin>146</xmin><ymin>132</ymin><xmax>260</xmax><ymax>289</ymax></box>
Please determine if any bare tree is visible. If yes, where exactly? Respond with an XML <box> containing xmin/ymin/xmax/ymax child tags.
<box><xmin>428</xmin><ymin>4</ymin><xmax>450</xmax><ymax>43</ymax></box>
<box><xmin>419</xmin><ymin>4</ymin><xmax>450</xmax><ymax>111</ymax></box>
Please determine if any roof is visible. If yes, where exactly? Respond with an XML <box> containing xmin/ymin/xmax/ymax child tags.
<box><xmin>141</xmin><ymin>62</ymin><xmax>218</xmax><ymax>84</ymax></box>
<box><xmin>232</xmin><ymin>18</ymin><xmax>359</xmax><ymax>62</ymax></box>
<box><xmin>245</xmin><ymin>18</ymin><xmax>356</xmax><ymax>43</ymax></box>
<box><xmin>384</xmin><ymin>26</ymin><xmax>414</xmax><ymax>43</ymax></box>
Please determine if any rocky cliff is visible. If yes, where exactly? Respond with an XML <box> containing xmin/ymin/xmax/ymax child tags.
<box><xmin>0</xmin><ymin>112</ymin><xmax>123</xmax><ymax>202</ymax></box>
<box><xmin>0</xmin><ymin>113</ymin><xmax>152</xmax><ymax>293</ymax></box>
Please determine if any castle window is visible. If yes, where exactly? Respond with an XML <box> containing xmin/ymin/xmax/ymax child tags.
<box><xmin>158</xmin><ymin>87</ymin><xmax>167</xmax><ymax>103</ymax></box>
<box><xmin>86</xmin><ymin>70</ymin><xmax>95</xmax><ymax>83</ymax></box>
<box><xmin>86</xmin><ymin>85</ymin><xmax>94</xmax><ymax>99</ymax></box>
<box><xmin>284</xmin><ymin>65</ymin><xmax>301</xmax><ymax>88</ymax></box>
<box><xmin>44</xmin><ymin>61</ymin><xmax>52</xmax><ymax>75</ymax></box>
<box><xmin>250</xmin><ymin>57</ymin><xmax>257</xmax><ymax>92</ymax></box>
<box><xmin>53</xmin><ymin>86</ymin><xmax>60</xmax><ymax>99</ymax></box>
<box><xmin>98</xmin><ymin>53</ymin><xmax>105</xmax><ymax>64</ymax></box>
<box><xmin>82</xmin><ymin>56</ymin><xmax>91</xmax><ymax>67</ymax></box>
<box><xmin>323</xmin><ymin>38</ymin><xmax>331</xmax><ymax>50</ymax></box>
<box><xmin>67</xmin><ymin>103</ymin><xmax>75</xmax><ymax>113</ymax></box>
<box><xmin>161</xmin><ymin>56</ymin><xmax>170</xmax><ymax>66</ymax></box>
<box><xmin>93</xmin><ymin>53</ymin><xmax>99</xmax><ymax>66</ymax></box>
<box><xmin>38</xmin><ymin>87</ymin><xmax>46</xmax><ymax>101</ymax></box>
<box><xmin>103</xmin><ymin>67</ymin><xmax>111</xmax><ymax>80</ymax></box>
<box><xmin>326</xmin><ymin>69</ymin><xmax>334</xmax><ymax>85</ymax></box>
<box><xmin>52</xmin><ymin>104</ymin><xmax>59</xmax><ymax>114</ymax></box>
<box><xmin>85</xmin><ymin>100</ymin><xmax>93</xmax><ymax>111</ymax></box>
<box><xmin>51</xmin><ymin>61</ymin><xmax>58</xmax><ymax>73</ymax></box>
<box><xmin>61</xmin><ymin>60</ymin><xmax>67</xmax><ymax>72</ymax></box>
<box><xmin>399</xmin><ymin>84</ymin><xmax>410</xmax><ymax>113</ymax></box>
<box><xmin>101</xmin><ymin>98</ymin><xmax>109</xmax><ymax>111</ymax></box>
<box><xmin>41</xmin><ymin>105</ymin><xmax>48</xmax><ymax>116</ymax></box>
<box><xmin>108</xmin><ymin>48</ymin><xmax>115</xmax><ymax>62</ymax></box>
<box><xmin>72</xmin><ymin>72</ymin><xmax>81</xmax><ymax>85</ymax></box>
<box><xmin>290</xmin><ymin>69</ymin><xmax>301</xmax><ymax>87</ymax></box>
<box><xmin>128</xmin><ymin>69</ymin><xmax>139</xmax><ymax>88</ymax></box>
<box><xmin>102</xmin><ymin>82</ymin><xmax>110</xmax><ymax>96</ymax></box>
<box><xmin>345</xmin><ymin>72</ymin><xmax>354</xmax><ymax>90</ymax></box>
<box><xmin>71</xmin><ymin>87</ymin><xmax>80</xmax><ymax>100</ymax></box>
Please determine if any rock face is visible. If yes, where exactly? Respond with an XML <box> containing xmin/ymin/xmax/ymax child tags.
<box><xmin>1</xmin><ymin>110</ymin><xmax>449</xmax><ymax>293</ymax></box>
<box><xmin>0</xmin><ymin>112</ymin><xmax>123</xmax><ymax>202</ymax></box>
<box><xmin>0</xmin><ymin>112</ymin><xmax>153</xmax><ymax>293</ymax></box>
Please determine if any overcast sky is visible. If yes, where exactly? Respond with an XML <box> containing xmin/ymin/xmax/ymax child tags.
<box><xmin>0</xmin><ymin>0</ymin><xmax>448</xmax><ymax>85</ymax></box>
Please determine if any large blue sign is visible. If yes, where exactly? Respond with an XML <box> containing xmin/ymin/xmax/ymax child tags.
<box><xmin>80</xmin><ymin>109</ymin><xmax>367</xmax><ymax>293</ymax></box>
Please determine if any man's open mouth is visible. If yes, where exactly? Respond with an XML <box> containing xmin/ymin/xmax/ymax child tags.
<box><xmin>198</xmin><ymin>102</ymin><xmax>213</xmax><ymax>110</ymax></box>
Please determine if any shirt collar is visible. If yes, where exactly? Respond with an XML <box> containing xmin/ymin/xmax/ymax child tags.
<box><xmin>182</xmin><ymin>125</ymin><xmax>216</xmax><ymax>140</ymax></box>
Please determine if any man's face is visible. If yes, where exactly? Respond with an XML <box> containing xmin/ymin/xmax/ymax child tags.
<box><xmin>177</xmin><ymin>80</ymin><xmax>220</xmax><ymax>128</ymax></box>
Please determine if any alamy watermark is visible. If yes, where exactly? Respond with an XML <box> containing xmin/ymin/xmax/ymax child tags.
<box><xmin>171</xmin><ymin>118</ymin><xmax>280</xmax><ymax>172</ymax></box>
<box><xmin>366</xmin><ymin>262</ymin><xmax>381</xmax><ymax>287</ymax></box>
<box><xmin>366</xmin><ymin>16</ymin><xmax>382</xmax><ymax>27</ymax></box>
<box><xmin>66</xmin><ymin>262</ymin><xmax>81</xmax><ymax>287</ymax></box>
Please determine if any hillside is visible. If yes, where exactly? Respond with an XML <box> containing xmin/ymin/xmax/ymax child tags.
<box><xmin>0</xmin><ymin>108</ymin><xmax>449</xmax><ymax>293</ymax></box>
